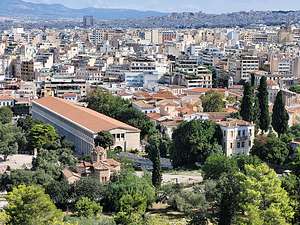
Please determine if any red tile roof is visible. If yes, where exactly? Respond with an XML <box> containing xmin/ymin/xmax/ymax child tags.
<box><xmin>33</xmin><ymin>96</ymin><xmax>140</xmax><ymax>133</ymax></box>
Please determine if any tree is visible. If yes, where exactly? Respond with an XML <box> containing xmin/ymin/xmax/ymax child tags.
<box><xmin>272</xmin><ymin>91</ymin><xmax>289</xmax><ymax>135</ymax></box>
<box><xmin>281</xmin><ymin>174</ymin><xmax>300</xmax><ymax>224</ymax></box>
<box><xmin>201</xmin><ymin>91</ymin><xmax>225</xmax><ymax>112</ymax></box>
<box><xmin>86</xmin><ymin>89</ymin><xmax>158</xmax><ymax>139</ymax></box>
<box><xmin>171</xmin><ymin>120</ymin><xmax>222</xmax><ymax>167</ymax></box>
<box><xmin>95</xmin><ymin>131</ymin><xmax>114</xmax><ymax>149</ymax></box>
<box><xmin>46</xmin><ymin>180</ymin><xmax>72</xmax><ymax>209</ymax></box>
<box><xmin>73</xmin><ymin>177</ymin><xmax>104</xmax><ymax>203</ymax></box>
<box><xmin>257</xmin><ymin>76</ymin><xmax>270</xmax><ymax>133</ymax></box>
<box><xmin>202</xmin><ymin>153</ymin><xmax>238</xmax><ymax>179</ymax></box>
<box><xmin>28</xmin><ymin>124</ymin><xmax>59</xmax><ymax>150</ymax></box>
<box><xmin>250</xmin><ymin>73</ymin><xmax>255</xmax><ymax>87</ymax></box>
<box><xmin>4</xmin><ymin>185</ymin><xmax>63</xmax><ymax>225</ymax></box>
<box><xmin>75</xmin><ymin>197</ymin><xmax>102</xmax><ymax>218</ymax></box>
<box><xmin>0</xmin><ymin>106</ymin><xmax>13</xmax><ymax>124</ymax></box>
<box><xmin>251</xmin><ymin>134</ymin><xmax>290</xmax><ymax>166</ymax></box>
<box><xmin>235</xmin><ymin>164</ymin><xmax>295</xmax><ymax>224</ymax></box>
<box><xmin>114</xmin><ymin>193</ymin><xmax>147</xmax><ymax>225</ymax></box>
<box><xmin>0</xmin><ymin>123</ymin><xmax>26</xmax><ymax>160</ymax></box>
<box><xmin>105</xmin><ymin>172</ymin><xmax>155</xmax><ymax>212</ymax></box>
<box><xmin>145</xmin><ymin>135</ymin><xmax>162</xmax><ymax>188</ymax></box>
<box><xmin>240</xmin><ymin>82</ymin><xmax>256</xmax><ymax>122</ymax></box>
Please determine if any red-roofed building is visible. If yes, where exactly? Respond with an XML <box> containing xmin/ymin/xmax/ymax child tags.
<box><xmin>32</xmin><ymin>96</ymin><xmax>141</xmax><ymax>154</ymax></box>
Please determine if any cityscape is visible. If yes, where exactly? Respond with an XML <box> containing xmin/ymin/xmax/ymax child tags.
<box><xmin>0</xmin><ymin>0</ymin><xmax>299</xmax><ymax>224</ymax></box>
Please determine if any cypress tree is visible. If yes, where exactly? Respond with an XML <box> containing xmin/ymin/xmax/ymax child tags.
<box><xmin>250</xmin><ymin>73</ymin><xmax>255</xmax><ymax>87</ymax></box>
<box><xmin>152</xmin><ymin>147</ymin><xmax>162</xmax><ymax>188</ymax></box>
<box><xmin>240</xmin><ymin>82</ymin><xmax>255</xmax><ymax>122</ymax></box>
<box><xmin>272</xmin><ymin>91</ymin><xmax>289</xmax><ymax>135</ymax></box>
<box><xmin>145</xmin><ymin>135</ymin><xmax>162</xmax><ymax>188</ymax></box>
<box><xmin>257</xmin><ymin>76</ymin><xmax>270</xmax><ymax>133</ymax></box>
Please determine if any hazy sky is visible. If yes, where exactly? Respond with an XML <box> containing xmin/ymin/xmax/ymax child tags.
<box><xmin>25</xmin><ymin>0</ymin><xmax>300</xmax><ymax>13</ymax></box>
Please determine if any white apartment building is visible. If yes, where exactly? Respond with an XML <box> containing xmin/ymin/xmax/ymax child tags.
<box><xmin>176</xmin><ymin>65</ymin><xmax>212</xmax><ymax>88</ymax></box>
<box><xmin>218</xmin><ymin>119</ymin><xmax>255</xmax><ymax>156</ymax></box>
<box><xmin>237</xmin><ymin>55</ymin><xmax>259</xmax><ymax>81</ymax></box>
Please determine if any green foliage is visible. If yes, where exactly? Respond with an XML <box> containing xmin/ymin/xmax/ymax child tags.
<box><xmin>114</xmin><ymin>193</ymin><xmax>147</xmax><ymax>225</ymax></box>
<box><xmin>168</xmin><ymin>188</ymin><xmax>208</xmax><ymax>214</ymax></box>
<box><xmin>216</xmin><ymin>173</ymin><xmax>240</xmax><ymax>225</ymax></box>
<box><xmin>289</xmin><ymin>147</ymin><xmax>300</xmax><ymax>175</ymax></box>
<box><xmin>281</xmin><ymin>174</ymin><xmax>300</xmax><ymax>224</ymax></box>
<box><xmin>0</xmin><ymin>123</ymin><xmax>26</xmax><ymax>160</ymax></box>
<box><xmin>75</xmin><ymin>197</ymin><xmax>102</xmax><ymax>218</ymax></box>
<box><xmin>159</xmin><ymin>134</ymin><xmax>172</xmax><ymax>158</ymax></box>
<box><xmin>95</xmin><ymin>131</ymin><xmax>114</xmax><ymax>149</ymax></box>
<box><xmin>73</xmin><ymin>177</ymin><xmax>104</xmax><ymax>203</ymax></box>
<box><xmin>251</xmin><ymin>134</ymin><xmax>290</xmax><ymax>166</ymax></box>
<box><xmin>171</xmin><ymin>120</ymin><xmax>222</xmax><ymax>167</ymax></box>
<box><xmin>0</xmin><ymin>106</ymin><xmax>13</xmax><ymax>124</ymax></box>
<box><xmin>105</xmin><ymin>172</ymin><xmax>155</xmax><ymax>212</ymax></box>
<box><xmin>46</xmin><ymin>179</ymin><xmax>72</xmax><ymax>209</ymax></box>
<box><xmin>257</xmin><ymin>76</ymin><xmax>270</xmax><ymax>132</ymax></box>
<box><xmin>240</xmin><ymin>82</ymin><xmax>257</xmax><ymax>122</ymax></box>
<box><xmin>289</xmin><ymin>84</ymin><xmax>300</xmax><ymax>94</ymax></box>
<box><xmin>202</xmin><ymin>153</ymin><xmax>238</xmax><ymax>179</ymax></box>
<box><xmin>272</xmin><ymin>90</ymin><xmax>289</xmax><ymax>135</ymax></box>
<box><xmin>235</xmin><ymin>164</ymin><xmax>295</xmax><ymax>225</ymax></box>
<box><xmin>4</xmin><ymin>184</ymin><xmax>63</xmax><ymax>225</ymax></box>
<box><xmin>145</xmin><ymin>134</ymin><xmax>162</xmax><ymax>188</ymax></box>
<box><xmin>201</xmin><ymin>90</ymin><xmax>225</xmax><ymax>112</ymax></box>
<box><xmin>65</xmin><ymin>216</ymin><xmax>116</xmax><ymax>225</ymax></box>
<box><xmin>86</xmin><ymin>89</ymin><xmax>158</xmax><ymax>139</ymax></box>
<box><xmin>28</xmin><ymin>123</ymin><xmax>59</xmax><ymax>150</ymax></box>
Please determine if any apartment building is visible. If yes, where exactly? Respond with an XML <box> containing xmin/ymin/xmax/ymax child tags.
<box><xmin>218</xmin><ymin>119</ymin><xmax>255</xmax><ymax>156</ymax></box>
<box><xmin>238</xmin><ymin>55</ymin><xmax>259</xmax><ymax>81</ymax></box>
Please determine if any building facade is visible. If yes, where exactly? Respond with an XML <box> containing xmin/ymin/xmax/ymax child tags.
<box><xmin>32</xmin><ymin>96</ymin><xmax>141</xmax><ymax>155</ymax></box>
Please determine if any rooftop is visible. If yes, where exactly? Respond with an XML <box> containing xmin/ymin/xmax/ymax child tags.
<box><xmin>33</xmin><ymin>96</ymin><xmax>140</xmax><ymax>134</ymax></box>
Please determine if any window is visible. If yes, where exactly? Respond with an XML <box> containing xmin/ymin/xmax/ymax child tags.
<box><xmin>249</xmin><ymin>141</ymin><xmax>252</xmax><ymax>146</ymax></box>
<box><xmin>223</xmin><ymin>130</ymin><xmax>226</xmax><ymax>137</ymax></box>
<box><xmin>242</xmin><ymin>130</ymin><xmax>245</xmax><ymax>136</ymax></box>
<box><xmin>242</xmin><ymin>142</ymin><xmax>245</xmax><ymax>148</ymax></box>
<box><xmin>237</xmin><ymin>142</ymin><xmax>240</xmax><ymax>148</ymax></box>
<box><xmin>117</xmin><ymin>134</ymin><xmax>120</xmax><ymax>139</ymax></box>
<box><xmin>121</xmin><ymin>134</ymin><xmax>124</xmax><ymax>139</ymax></box>
<box><xmin>230</xmin><ymin>143</ymin><xmax>233</xmax><ymax>149</ymax></box>
<box><xmin>238</xmin><ymin>130</ymin><xmax>241</xmax><ymax>136</ymax></box>
<box><xmin>249</xmin><ymin>129</ymin><xmax>252</xmax><ymax>136</ymax></box>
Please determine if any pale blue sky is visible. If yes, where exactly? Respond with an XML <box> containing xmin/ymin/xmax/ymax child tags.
<box><xmin>25</xmin><ymin>0</ymin><xmax>300</xmax><ymax>13</ymax></box>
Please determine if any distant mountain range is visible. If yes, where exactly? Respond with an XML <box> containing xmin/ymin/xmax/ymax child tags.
<box><xmin>0</xmin><ymin>0</ymin><xmax>299</xmax><ymax>28</ymax></box>
<box><xmin>106</xmin><ymin>10</ymin><xmax>300</xmax><ymax>28</ymax></box>
<box><xmin>0</xmin><ymin>0</ymin><xmax>167</xmax><ymax>20</ymax></box>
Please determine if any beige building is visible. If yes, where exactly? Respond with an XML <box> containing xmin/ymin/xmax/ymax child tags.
<box><xmin>32</xmin><ymin>96</ymin><xmax>141</xmax><ymax>155</ymax></box>
<box><xmin>218</xmin><ymin>119</ymin><xmax>255</xmax><ymax>156</ymax></box>
<box><xmin>63</xmin><ymin>146</ymin><xmax>121</xmax><ymax>184</ymax></box>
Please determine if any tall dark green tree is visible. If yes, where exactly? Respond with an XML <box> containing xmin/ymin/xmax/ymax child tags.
<box><xmin>145</xmin><ymin>135</ymin><xmax>162</xmax><ymax>188</ymax></box>
<box><xmin>257</xmin><ymin>76</ymin><xmax>270</xmax><ymax>133</ymax></box>
<box><xmin>250</xmin><ymin>73</ymin><xmax>255</xmax><ymax>87</ymax></box>
<box><xmin>272</xmin><ymin>91</ymin><xmax>289</xmax><ymax>135</ymax></box>
<box><xmin>240</xmin><ymin>82</ymin><xmax>255</xmax><ymax>122</ymax></box>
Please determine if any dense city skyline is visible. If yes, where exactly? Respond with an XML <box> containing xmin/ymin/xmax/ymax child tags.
<box><xmin>25</xmin><ymin>0</ymin><xmax>300</xmax><ymax>13</ymax></box>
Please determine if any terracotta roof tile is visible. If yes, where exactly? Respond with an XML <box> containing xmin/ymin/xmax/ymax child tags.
<box><xmin>33</xmin><ymin>96</ymin><xmax>140</xmax><ymax>133</ymax></box>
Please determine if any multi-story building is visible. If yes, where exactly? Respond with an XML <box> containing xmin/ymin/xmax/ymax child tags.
<box><xmin>218</xmin><ymin>119</ymin><xmax>255</xmax><ymax>156</ymax></box>
<box><xmin>42</xmin><ymin>78</ymin><xmax>88</xmax><ymax>98</ymax></box>
<box><xmin>32</xmin><ymin>96</ymin><xmax>141</xmax><ymax>155</ymax></box>
<box><xmin>21</xmin><ymin>60</ymin><xmax>34</xmax><ymax>81</ymax></box>
<box><xmin>236</xmin><ymin>55</ymin><xmax>259</xmax><ymax>81</ymax></box>
<box><xmin>176</xmin><ymin>65</ymin><xmax>212</xmax><ymax>88</ymax></box>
